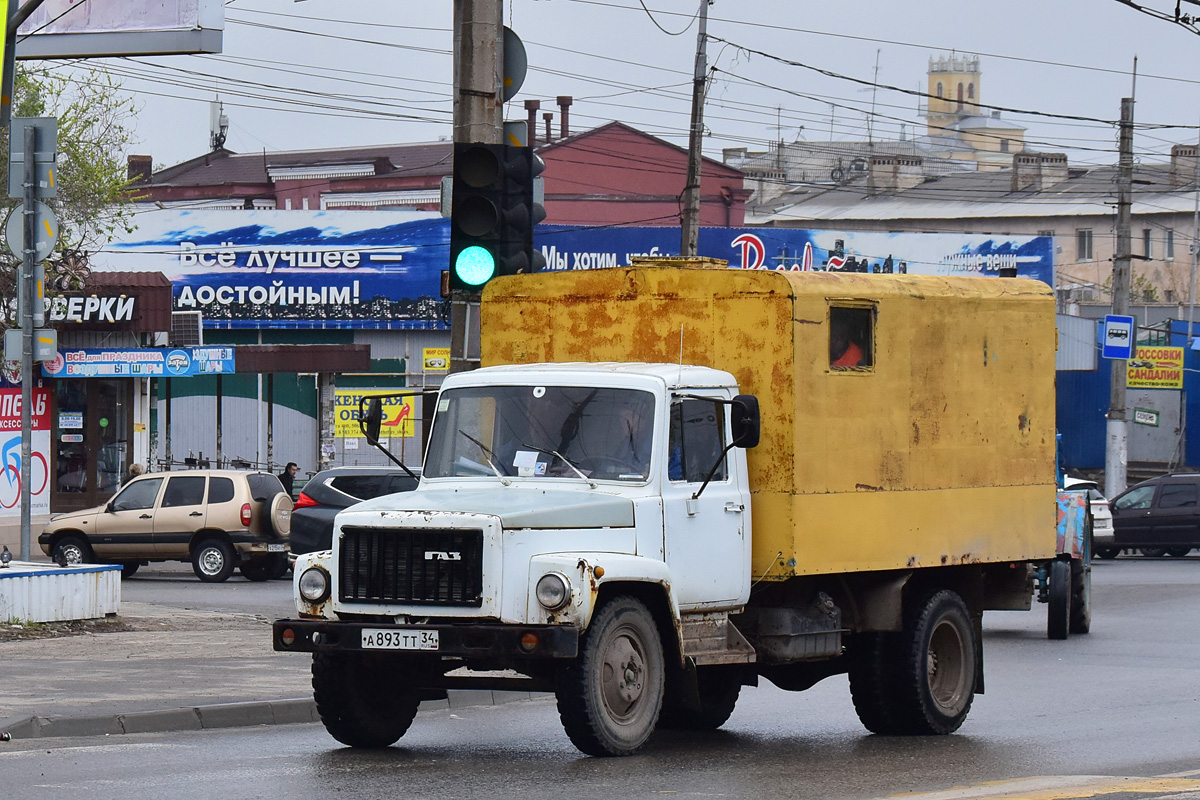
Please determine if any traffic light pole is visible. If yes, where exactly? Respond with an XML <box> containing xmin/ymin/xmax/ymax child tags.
<box><xmin>450</xmin><ymin>0</ymin><xmax>503</xmax><ymax>374</ymax></box>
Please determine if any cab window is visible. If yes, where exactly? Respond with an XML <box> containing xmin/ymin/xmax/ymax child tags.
<box><xmin>162</xmin><ymin>476</ymin><xmax>206</xmax><ymax>508</ymax></box>
<box><xmin>830</xmin><ymin>306</ymin><xmax>874</xmax><ymax>369</ymax></box>
<box><xmin>112</xmin><ymin>477</ymin><xmax>164</xmax><ymax>512</ymax></box>
<box><xmin>668</xmin><ymin>398</ymin><xmax>727</xmax><ymax>483</ymax></box>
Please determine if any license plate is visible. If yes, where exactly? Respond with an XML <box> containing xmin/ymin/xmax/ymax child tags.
<box><xmin>361</xmin><ymin>628</ymin><xmax>439</xmax><ymax>651</ymax></box>
<box><xmin>267</xmin><ymin>544</ymin><xmax>287</xmax><ymax>552</ymax></box>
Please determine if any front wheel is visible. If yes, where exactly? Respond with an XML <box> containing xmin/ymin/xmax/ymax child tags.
<box><xmin>312</xmin><ymin>652</ymin><xmax>421</xmax><ymax>748</ymax></box>
<box><xmin>1095</xmin><ymin>547</ymin><xmax>1121</xmax><ymax>560</ymax></box>
<box><xmin>192</xmin><ymin>538</ymin><xmax>235</xmax><ymax>582</ymax></box>
<box><xmin>1140</xmin><ymin>547</ymin><xmax>1167</xmax><ymax>558</ymax></box>
<box><xmin>556</xmin><ymin>596</ymin><xmax>665</xmax><ymax>756</ymax></box>
<box><xmin>1167</xmin><ymin>547</ymin><xmax>1192</xmax><ymax>557</ymax></box>
<box><xmin>239</xmin><ymin>557</ymin><xmax>274</xmax><ymax>582</ymax></box>
<box><xmin>52</xmin><ymin>535</ymin><xmax>91</xmax><ymax>566</ymax></box>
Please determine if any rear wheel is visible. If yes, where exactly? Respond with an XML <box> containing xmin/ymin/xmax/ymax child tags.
<box><xmin>849</xmin><ymin>631</ymin><xmax>901</xmax><ymax>734</ymax></box>
<box><xmin>52</xmin><ymin>535</ymin><xmax>91</xmax><ymax>566</ymax></box>
<box><xmin>1140</xmin><ymin>547</ymin><xmax>1167</xmax><ymax>558</ymax></box>
<box><xmin>887</xmin><ymin>590</ymin><xmax>977</xmax><ymax>735</ymax></box>
<box><xmin>192</xmin><ymin>538</ymin><xmax>235</xmax><ymax>582</ymax></box>
<box><xmin>556</xmin><ymin>596</ymin><xmax>665</xmax><ymax>756</ymax></box>
<box><xmin>312</xmin><ymin>652</ymin><xmax>421</xmax><ymax>748</ymax></box>
<box><xmin>1069</xmin><ymin>559</ymin><xmax>1091</xmax><ymax>634</ymax></box>
<box><xmin>1095</xmin><ymin>547</ymin><xmax>1121</xmax><ymax>560</ymax></box>
<box><xmin>1047</xmin><ymin>559</ymin><xmax>1071</xmax><ymax>640</ymax></box>
<box><xmin>660</xmin><ymin>667</ymin><xmax>741</xmax><ymax>731</ymax></box>
<box><xmin>239</xmin><ymin>557</ymin><xmax>274</xmax><ymax>582</ymax></box>
<box><xmin>1166</xmin><ymin>547</ymin><xmax>1192</xmax><ymax>557</ymax></box>
<box><xmin>119</xmin><ymin>561</ymin><xmax>140</xmax><ymax>579</ymax></box>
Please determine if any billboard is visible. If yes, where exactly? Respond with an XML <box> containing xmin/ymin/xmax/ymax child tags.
<box><xmin>15</xmin><ymin>0</ymin><xmax>223</xmax><ymax>58</ymax></box>
<box><xmin>0</xmin><ymin>388</ymin><xmax>50</xmax><ymax>517</ymax></box>
<box><xmin>93</xmin><ymin>209</ymin><xmax>1053</xmax><ymax>330</ymax></box>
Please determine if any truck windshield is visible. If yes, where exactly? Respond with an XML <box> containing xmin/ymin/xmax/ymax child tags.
<box><xmin>425</xmin><ymin>386</ymin><xmax>656</xmax><ymax>482</ymax></box>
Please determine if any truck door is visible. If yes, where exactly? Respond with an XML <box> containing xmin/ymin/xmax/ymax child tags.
<box><xmin>661</xmin><ymin>396</ymin><xmax>749</xmax><ymax>608</ymax></box>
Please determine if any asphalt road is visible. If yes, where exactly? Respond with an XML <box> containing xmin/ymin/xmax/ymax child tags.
<box><xmin>5</xmin><ymin>555</ymin><xmax>1195</xmax><ymax>800</ymax></box>
<box><xmin>121</xmin><ymin>560</ymin><xmax>296</xmax><ymax>620</ymax></box>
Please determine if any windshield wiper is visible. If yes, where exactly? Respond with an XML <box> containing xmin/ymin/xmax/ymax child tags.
<box><xmin>521</xmin><ymin>441</ymin><xmax>596</xmax><ymax>488</ymax></box>
<box><xmin>458</xmin><ymin>430</ymin><xmax>511</xmax><ymax>486</ymax></box>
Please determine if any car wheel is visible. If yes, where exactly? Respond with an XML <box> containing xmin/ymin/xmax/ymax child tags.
<box><xmin>1166</xmin><ymin>547</ymin><xmax>1192</xmax><ymax>557</ymax></box>
<box><xmin>1140</xmin><ymin>547</ymin><xmax>1167</xmax><ymax>558</ymax></box>
<box><xmin>192</xmin><ymin>538</ymin><xmax>235</xmax><ymax>582</ymax></box>
<box><xmin>1095</xmin><ymin>547</ymin><xmax>1121</xmax><ymax>559</ymax></box>
<box><xmin>52</xmin><ymin>535</ymin><xmax>91</xmax><ymax>566</ymax></box>
<box><xmin>119</xmin><ymin>561</ymin><xmax>140</xmax><ymax>579</ymax></box>
<box><xmin>268</xmin><ymin>554</ymin><xmax>291</xmax><ymax>580</ymax></box>
<box><xmin>239</xmin><ymin>558</ymin><xmax>273</xmax><ymax>582</ymax></box>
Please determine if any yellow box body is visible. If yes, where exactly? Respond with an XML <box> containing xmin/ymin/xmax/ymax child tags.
<box><xmin>481</xmin><ymin>266</ymin><xmax>1058</xmax><ymax>580</ymax></box>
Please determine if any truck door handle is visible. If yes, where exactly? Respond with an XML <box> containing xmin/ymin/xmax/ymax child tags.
<box><xmin>724</xmin><ymin>502</ymin><xmax>744</xmax><ymax>513</ymax></box>
<box><xmin>189</xmin><ymin>511</ymin><xmax>203</xmax><ymax>517</ymax></box>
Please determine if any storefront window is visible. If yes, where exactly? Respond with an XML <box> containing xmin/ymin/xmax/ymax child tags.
<box><xmin>95</xmin><ymin>380</ymin><xmax>128</xmax><ymax>496</ymax></box>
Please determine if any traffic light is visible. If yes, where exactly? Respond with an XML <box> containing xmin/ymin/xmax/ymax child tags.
<box><xmin>449</xmin><ymin>142</ymin><xmax>505</xmax><ymax>292</ymax></box>
<box><xmin>448</xmin><ymin>142</ymin><xmax>547</xmax><ymax>293</ymax></box>
<box><xmin>496</xmin><ymin>145</ymin><xmax>547</xmax><ymax>276</ymax></box>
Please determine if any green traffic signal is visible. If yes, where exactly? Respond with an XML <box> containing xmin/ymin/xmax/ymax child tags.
<box><xmin>454</xmin><ymin>245</ymin><xmax>497</xmax><ymax>286</ymax></box>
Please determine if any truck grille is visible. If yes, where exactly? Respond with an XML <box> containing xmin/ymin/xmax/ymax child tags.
<box><xmin>339</xmin><ymin>526</ymin><xmax>484</xmax><ymax>606</ymax></box>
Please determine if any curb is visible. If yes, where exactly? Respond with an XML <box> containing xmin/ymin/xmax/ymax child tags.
<box><xmin>0</xmin><ymin>690</ymin><xmax>551</xmax><ymax>742</ymax></box>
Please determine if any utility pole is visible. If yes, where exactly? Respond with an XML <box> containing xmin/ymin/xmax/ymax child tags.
<box><xmin>1106</xmin><ymin>95</ymin><xmax>1135</xmax><ymax>501</ymax></box>
<box><xmin>680</xmin><ymin>0</ymin><xmax>710</xmax><ymax>258</ymax></box>
<box><xmin>449</xmin><ymin>0</ymin><xmax>503</xmax><ymax>373</ymax></box>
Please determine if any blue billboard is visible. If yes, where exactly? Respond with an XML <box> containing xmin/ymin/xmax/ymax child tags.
<box><xmin>95</xmin><ymin>209</ymin><xmax>1053</xmax><ymax>330</ymax></box>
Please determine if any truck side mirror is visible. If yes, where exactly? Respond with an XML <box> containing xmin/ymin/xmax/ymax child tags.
<box><xmin>362</xmin><ymin>398</ymin><xmax>384</xmax><ymax>445</ymax></box>
<box><xmin>731</xmin><ymin>394</ymin><xmax>760</xmax><ymax>448</ymax></box>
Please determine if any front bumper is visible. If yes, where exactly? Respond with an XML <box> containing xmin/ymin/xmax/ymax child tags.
<box><xmin>272</xmin><ymin>618</ymin><xmax>579</xmax><ymax>659</ymax></box>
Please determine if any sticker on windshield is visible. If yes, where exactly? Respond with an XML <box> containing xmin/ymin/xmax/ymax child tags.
<box><xmin>438</xmin><ymin>398</ymin><xmax>449</xmax><ymax>412</ymax></box>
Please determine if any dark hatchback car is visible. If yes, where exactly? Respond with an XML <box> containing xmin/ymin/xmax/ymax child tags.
<box><xmin>289</xmin><ymin>466</ymin><xmax>419</xmax><ymax>558</ymax></box>
<box><xmin>1109</xmin><ymin>473</ymin><xmax>1199</xmax><ymax>557</ymax></box>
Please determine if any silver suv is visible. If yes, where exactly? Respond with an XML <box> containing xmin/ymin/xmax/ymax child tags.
<box><xmin>38</xmin><ymin>469</ymin><xmax>292</xmax><ymax>582</ymax></box>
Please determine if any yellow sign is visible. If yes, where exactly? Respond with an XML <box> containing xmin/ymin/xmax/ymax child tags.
<box><xmin>334</xmin><ymin>389</ymin><xmax>415</xmax><ymax>438</ymax></box>
<box><xmin>1127</xmin><ymin>346</ymin><xmax>1184</xmax><ymax>389</ymax></box>
<box><xmin>423</xmin><ymin>347</ymin><xmax>450</xmax><ymax>372</ymax></box>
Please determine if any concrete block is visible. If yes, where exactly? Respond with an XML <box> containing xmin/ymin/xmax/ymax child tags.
<box><xmin>268</xmin><ymin>699</ymin><xmax>317</xmax><ymax>725</ymax></box>
<box><xmin>119</xmin><ymin>708</ymin><xmax>202</xmax><ymax>734</ymax></box>
<box><xmin>197</xmin><ymin>701</ymin><xmax>275</xmax><ymax>729</ymax></box>
<box><xmin>34</xmin><ymin>714</ymin><xmax>124</xmax><ymax>738</ymax></box>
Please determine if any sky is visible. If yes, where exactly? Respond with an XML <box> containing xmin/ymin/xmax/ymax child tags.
<box><xmin>20</xmin><ymin>0</ymin><xmax>1200</xmax><ymax>172</ymax></box>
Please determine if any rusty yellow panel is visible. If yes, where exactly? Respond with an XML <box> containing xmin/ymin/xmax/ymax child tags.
<box><xmin>484</xmin><ymin>267</ymin><xmax>1057</xmax><ymax>576</ymax></box>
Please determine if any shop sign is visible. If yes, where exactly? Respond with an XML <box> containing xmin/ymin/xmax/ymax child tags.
<box><xmin>41</xmin><ymin>347</ymin><xmax>236</xmax><ymax>378</ymax></box>
<box><xmin>423</xmin><ymin>347</ymin><xmax>449</xmax><ymax>372</ymax></box>
<box><xmin>1127</xmin><ymin>346</ymin><xmax>1184</xmax><ymax>390</ymax></box>
<box><xmin>48</xmin><ymin>295</ymin><xmax>135</xmax><ymax>323</ymax></box>
<box><xmin>1133</xmin><ymin>407</ymin><xmax>1160</xmax><ymax>427</ymax></box>
<box><xmin>0</xmin><ymin>388</ymin><xmax>50</xmax><ymax>516</ymax></box>
<box><xmin>60</xmin><ymin>434</ymin><xmax>83</xmax><ymax>442</ymax></box>
<box><xmin>59</xmin><ymin>410</ymin><xmax>83</xmax><ymax>429</ymax></box>
<box><xmin>334</xmin><ymin>389</ymin><xmax>415</xmax><ymax>438</ymax></box>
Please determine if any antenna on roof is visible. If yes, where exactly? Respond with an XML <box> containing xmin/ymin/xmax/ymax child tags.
<box><xmin>209</xmin><ymin>100</ymin><xmax>228</xmax><ymax>151</ymax></box>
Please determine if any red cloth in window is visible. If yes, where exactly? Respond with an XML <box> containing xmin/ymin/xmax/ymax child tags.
<box><xmin>832</xmin><ymin>341</ymin><xmax>864</xmax><ymax>367</ymax></box>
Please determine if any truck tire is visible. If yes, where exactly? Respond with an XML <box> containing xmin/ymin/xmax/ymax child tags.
<box><xmin>1069</xmin><ymin>559</ymin><xmax>1091</xmax><ymax>635</ymax></box>
<box><xmin>555</xmin><ymin>596</ymin><xmax>665</xmax><ymax>756</ymax></box>
<box><xmin>848</xmin><ymin>632</ymin><xmax>901</xmax><ymax>735</ymax></box>
<box><xmin>888</xmin><ymin>589</ymin><xmax>976</xmax><ymax>735</ymax></box>
<box><xmin>660</xmin><ymin>668</ymin><xmax>741</xmax><ymax>731</ymax></box>
<box><xmin>1047</xmin><ymin>559</ymin><xmax>1071</xmax><ymax>640</ymax></box>
<box><xmin>312</xmin><ymin>652</ymin><xmax>420</xmax><ymax>748</ymax></box>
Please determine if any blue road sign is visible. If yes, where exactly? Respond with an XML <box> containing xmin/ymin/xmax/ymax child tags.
<box><xmin>1102</xmin><ymin>314</ymin><xmax>1136</xmax><ymax>360</ymax></box>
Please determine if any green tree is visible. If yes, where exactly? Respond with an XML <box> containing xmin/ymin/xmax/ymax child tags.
<box><xmin>0</xmin><ymin>63</ymin><xmax>137</xmax><ymax>319</ymax></box>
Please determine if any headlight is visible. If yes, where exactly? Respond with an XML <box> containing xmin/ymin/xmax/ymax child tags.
<box><xmin>298</xmin><ymin>566</ymin><xmax>331</xmax><ymax>603</ymax></box>
<box><xmin>535</xmin><ymin>572</ymin><xmax>571</xmax><ymax>611</ymax></box>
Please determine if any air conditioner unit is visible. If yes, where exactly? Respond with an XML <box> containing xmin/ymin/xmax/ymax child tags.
<box><xmin>171</xmin><ymin>311</ymin><xmax>204</xmax><ymax>346</ymax></box>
